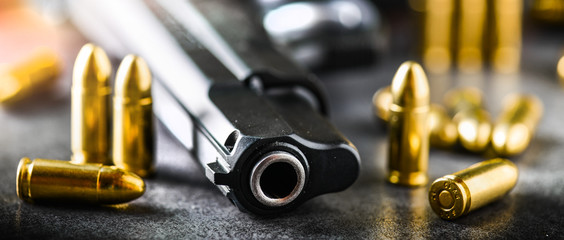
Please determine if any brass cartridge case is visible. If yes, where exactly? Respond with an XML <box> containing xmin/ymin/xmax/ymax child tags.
<box><xmin>492</xmin><ymin>94</ymin><xmax>543</xmax><ymax>156</ymax></box>
<box><xmin>71</xmin><ymin>44</ymin><xmax>112</xmax><ymax>164</ymax></box>
<box><xmin>491</xmin><ymin>0</ymin><xmax>522</xmax><ymax>73</ymax></box>
<box><xmin>558</xmin><ymin>56</ymin><xmax>564</xmax><ymax>87</ymax></box>
<box><xmin>387</xmin><ymin>61</ymin><xmax>430</xmax><ymax>187</ymax></box>
<box><xmin>16</xmin><ymin>158</ymin><xmax>145</xmax><ymax>204</ymax></box>
<box><xmin>0</xmin><ymin>48</ymin><xmax>60</xmax><ymax>104</ymax></box>
<box><xmin>113</xmin><ymin>55</ymin><xmax>155</xmax><ymax>177</ymax></box>
<box><xmin>422</xmin><ymin>0</ymin><xmax>454</xmax><ymax>74</ymax></box>
<box><xmin>429</xmin><ymin>158</ymin><xmax>518</xmax><ymax>220</ymax></box>
<box><xmin>372</xmin><ymin>86</ymin><xmax>392</xmax><ymax>122</ymax></box>
<box><xmin>373</xmin><ymin>86</ymin><xmax>457</xmax><ymax>148</ymax></box>
<box><xmin>457</xmin><ymin>0</ymin><xmax>487</xmax><ymax>73</ymax></box>
<box><xmin>429</xmin><ymin>104</ymin><xmax>458</xmax><ymax>148</ymax></box>
<box><xmin>444</xmin><ymin>87</ymin><xmax>491</xmax><ymax>152</ymax></box>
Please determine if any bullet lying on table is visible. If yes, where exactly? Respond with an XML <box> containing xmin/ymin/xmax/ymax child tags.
<box><xmin>428</xmin><ymin>158</ymin><xmax>518</xmax><ymax>220</ymax></box>
<box><xmin>492</xmin><ymin>94</ymin><xmax>543</xmax><ymax>156</ymax></box>
<box><xmin>387</xmin><ymin>61</ymin><xmax>430</xmax><ymax>187</ymax></box>
<box><xmin>17</xmin><ymin>158</ymin><xmax>145</xmax><ymax>205</ymax></box>
<box><xmin>71</xmin><ymin>43</ymin><xmax>112</xmax><ymax>165</ymax></box>
<box><xmin>444</xmin><ymin>87</ymin><xmax>492</xmax><ymax>153</ymax></box>
<box><xmin>0</xmin><ymin>48</ymin><xmax>60</xmax><ymax>105</ymax></box>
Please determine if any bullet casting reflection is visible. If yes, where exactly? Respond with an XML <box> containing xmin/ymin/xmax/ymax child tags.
<box><xmin>16</xmin><ymin>158</ymin><xmax>145</xmax><ymax>204</ymax></box>
<box><xmin>492</xmin><ymin>94</ymin><xmax>543</xmax><ymax>156</ymax></box>
<box><xmin>113</xmin><ymin>55</ymin><xmax>155</xmax><ymax>177</ymax></box>
<box><xmin>387</xmin><ymin>61</ymin><xmax>430</xmax><ymax>187</ymax></box>
<box><xmin>0</xmin><ymin>48</ymin><xmax>60</xmax><ymax>104</ymax></box>
<box><xmin>429</xmin><ymin>158</ymin><xmax>518</xmax><ymax>220</ymax></box>
<box><xmin>71</xmin><ymin>44</ymin><xmax>112</xmax><ymax>164</ymax></box>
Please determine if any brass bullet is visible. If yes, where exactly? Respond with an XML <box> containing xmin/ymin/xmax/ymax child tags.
<box><xmin>492</xmin><ymin>94</ymin><xmax>543</xmax><ymax>156</ymax></box>
<box><xmin>16</xmin><ymin>158</ymin><xmax>145</xmax><ymax>204</ymax></box>
<box><xmin>422</xmin><ymin>0</ymin><xmax>454</xmax><ymax>74</ymax></box>
<box><xmin>372</xmin><ymin>86</ymin><xmax>392</xmax><ymax>122</ymax></box>
<box><xmin>444</xmin><ymin>87</ymin><xmax>491</xmax><ymax>152</ymax></box>
<box><xmin>71</xmin><ymin>44</ymin><xmax>112</xmax><ymax>164</ymax></box>
<box><xmin>372</xmin><ymin>86</ymin><xmax>457</xmax><ymax>148</ymax></box>
<box><xmin>558</xmin><ymin>55</ymin><xmax>564</xmax><ymax>87</ymax></box>
<box><xmin>0</xmin><ymin>48</ymin><xmax>60</xmax><ymax>104</ymax></box>
<box><xmin>387</xmin><ymin>61</ymin><xmax>430</xmax><ymax>187</ymax></box>
<box><xmin>490</xmin><ymin>0</ymin><xmax>522</xmax><ymax>73</ymax></box>
<box><xmin>429</xmin><ymin>158</ymin><xmax>518</xmax><ymax>220</ymax></box>
<box><xmin>457</xmin><ymin>0</ymin><xmax>487</xmax><ymax>73</ymax></box>
<box><xmin>429</xmin><ymin>104</ymin><xmax>458</xmax><ymax>148</ymax></box>
<box><xmin>113</xmin><ymin>55</ymin><xmax>155</xmax><ymax>177</ymax></box>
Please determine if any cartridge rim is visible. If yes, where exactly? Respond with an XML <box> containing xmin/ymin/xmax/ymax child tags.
<box><xmin>429</xmin><ymin>175</ymin><xmax>469</xmax><ymax>220</ymax></box>
<box><xmin>16</xmin><ymin>157</ymin><xmax>33</xmax><ymax>203</ymax></box>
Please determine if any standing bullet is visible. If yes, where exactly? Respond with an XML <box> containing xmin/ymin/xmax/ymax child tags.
<box><xmin>387</xmin><ymin>61</ymin><xmax>430</xmax><ymax>187</ymax></box>
<box><xmin>422</xmin><ymin>0</ymin><xmax>454</xmax><ymax>74</ymax></box>
<box><xmin>16</xmin><ymin>158</ymin><xmax>145</xmax><ymax>204</ymax></box>
<box><xmin>113</xmin><ymin>55</ymin><xmax>155</xmax><ymax>177</ymax></box>
<box><xmin>492</xmin><ymin>94</ymin><xmax>543</xmax><ymax>156</ymax></box>
<box><xmin>457</xmin><ymin>0</ymin><xmax>487</xmax><ymax>73</ymax></box>
<box><xmin>71</xmin><ymin>44</ymin><xmax>112</xmax><ymax>164</ymax></box>
<box><xmin>372</xmin><ymin>86</ymin><xmax>457</xmax><ymax>148</ymax></box>
<box><xmin>491</xmin><ymin>0</ymin><xmax>522</xmax><ymax>73</ymax></box>
<box><xmin>0</xmin><ymin>48</ymin><xmax>60</xmax><ymax>105</ymax></box>
<box><xmin>444</xmin><ymin>87</ymin><xmax>491</xmax><ymax>153</ymax></box>
<box><xmin>429</xmin><ymin>158</ymin><xmax>518</xmax><ymax>220</ymax></box>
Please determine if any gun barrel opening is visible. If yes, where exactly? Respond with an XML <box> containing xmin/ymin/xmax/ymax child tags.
<box><xmin>250</xmin><ymin>151</ymin><xmax>306</xmax><ymax>207</ymax></box>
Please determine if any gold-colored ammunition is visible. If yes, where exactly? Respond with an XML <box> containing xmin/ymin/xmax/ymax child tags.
<box><xmin>373</xmin><ymin>86</ymin><xmax>456</xmax><ymax>148</ymax></box>
<box><xmin>0</xmin><ymin>48</ymin><xmax>60</xmax><ymax>104</ymax></box>
<box><xmin>429</xmin><ymin>104</ymin><xmax>458</xmax><ymax>148</ymax></box>
<box><xmin>71</xmin><ymin>44</ymin><xmax>112</xmax><ymax>164</ymax></box>
<box><xmin>113</xmin><ymin>55</ymin><xmax>155</xmax><ymax>177</ymax></box>
<box><xmin>16</xmin><ymin>158</ymin><xmax>145</xmax><ymax>204</ymax></box>
<box><xmin>372</xmin><ymin>86</ymin><xmax>392</xmax><ymax>122</ymax></box>
<box><xmin>422</xmin><ymin>0</ymin><xmax>454</xmax><ymax>74</ymax></box>
<box><xmin>558</xmin><ymin>55</ymin><xmax>564</xmax><ymax>86</ymax></box>
<box><xmin>491</xmin><ymin>0</ymin><xmax>522</xmax><ymax>73</ymax></box>
<box><xmin>444</xmin><ymin>87</ymin><xmax>491</xmax><ymax>152</ymax></box>
<box><xmin>531</xmin><ymin>0</ymin><xmax>564</xmax><ymax>24</ymax></box>
<box><xmin>387</xmin><ymin>61</ymin><xmax>430</xmax><ymax>187</ymax></box>
<box><xmin>429</xmin><ymin>158</ymin><xmax>518</xmax><ymax>220</ymax></box>
<box><xmin>492</xmin><ymin>94</ymin><xmax>543</xmax><ymax>156</ymax></box>
<box><xmin>457</xmin><ymin>0</ymin><xmax>487</xmax><ymax>73</ymax></box>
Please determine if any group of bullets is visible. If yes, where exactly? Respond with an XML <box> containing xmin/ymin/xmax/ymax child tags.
<box><xmin>373</xmin><ymin>61</ymin><xmax>543</xmax><ymax>220</ymax></box>
<box><xmin>422</xmin><ymin>0</ymin><xmax>522</xmax><ymax>74</ymax></box>
<box><xmin>16</xmin><ymin>43</ymin><xmax>154</xmax><ymax>205</ymax></box>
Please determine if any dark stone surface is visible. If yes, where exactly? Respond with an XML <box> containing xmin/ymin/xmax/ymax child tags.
<box><xmin>1</xmin><ymin>26</ymin><xmax>564</xmax><ymax>240</ymax></box>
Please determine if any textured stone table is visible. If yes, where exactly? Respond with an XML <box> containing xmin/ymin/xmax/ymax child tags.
<box><xmin>1</xmin><ymin>12</ymin><xmax>563</xmax><ymax>240</ymax></box>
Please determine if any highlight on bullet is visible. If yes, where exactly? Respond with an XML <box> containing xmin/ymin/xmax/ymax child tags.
<box><xmin>71</xmin><ymin>43</ymin><xmax>112</xmax><ymax>165</ymax></box>
<box><xmin>113</xmin><ymin>55</ymin><xmax>155</xmax><ymax>177</ymax></box>
<box><xmin>17</xmin><ymin>158</ymin><xmax>145</xmax><ymax>205</ymax></box>
<box><xmin>444</xmin><ymin>87</ymin><xmax>491</xmax><ymax>153</ymax></box>
<box><xmin>429</xmin><ymin>158</ymin><xmax>518</xmax><ymax>220</ymax></box>
<box><xmin>492</xmin><ymin>94</ymin><xmax>543</xmax><ymax>156</ymax></box>
<box><xmin>429</xmin><ymin>104</ymin><xmax>458</xmax><ymax>148</ymax></box>
<box><xmin>372</xmin><ymin>86</ymin><xmax>392</xmax><ymax>122</ymax></box>
<box><xmin>387</xmin><ymin>61</ymin><xmax>430</xmax><ymax>187</ymax></box>
<box><xmin>0</xmin><ymin>48</ymin><xmax>60</xmax><ymax>105</ymax></box>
